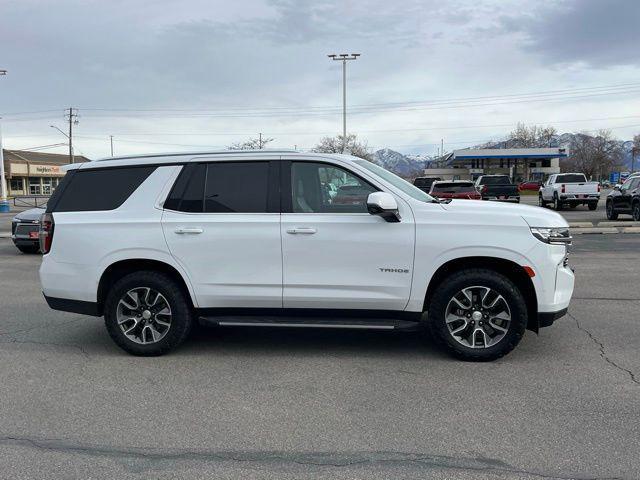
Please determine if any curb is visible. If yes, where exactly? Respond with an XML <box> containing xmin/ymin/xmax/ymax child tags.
<box><xmin>569</xmin><ymin>221</ymin><xmax>640</xmax><ymax>234</ymax></box>
<box><xmin>0</xmin><ymin>233</ymin><xmax>10</xmax><ymax>239</ymax></box>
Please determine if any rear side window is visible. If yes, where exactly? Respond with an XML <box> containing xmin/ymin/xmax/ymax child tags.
<box><xmin>164</xmin><ymin>162</ymin><xmax>271</xmax><ymax>213</ymax></box>
<box><xmin>51</xmin><ymin>166</ymin><xmax>156</xmax><ymax>212</ymax></box>
<box><xmin>205</xmin><ymin>162</ymin><xmax>269</xmax><ymax>213</ymax></box>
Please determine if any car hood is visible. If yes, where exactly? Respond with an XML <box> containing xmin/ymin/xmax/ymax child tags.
<box><xmin>438</xmin><ymin>199</ymin><xmax>568</xmax><ymax>228</ymax></box>
<box><xmin>12</xmin><ymin>207</ymin><xmax>45</xmax><ymax>223</ymax></box>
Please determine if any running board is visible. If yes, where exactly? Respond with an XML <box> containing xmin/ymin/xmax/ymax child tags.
<box><xmin>199</xmin><ymin>316</ymin><xmax>420</xmax><ymax>331</ymax></box>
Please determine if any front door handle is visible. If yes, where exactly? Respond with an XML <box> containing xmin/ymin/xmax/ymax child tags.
<box><xmin>286</xmin><ymin>227</ymin><xmax>317</xmax><ymax>235</ymax></box>
<box><xmin>175</xmin><ymin>227</ymin><xmax>204</xmax><ymax>234</ymax></box>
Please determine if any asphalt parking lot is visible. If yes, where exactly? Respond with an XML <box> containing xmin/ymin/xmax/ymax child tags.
<box><xmin>0</xmin><ymin>234</ymin><xmax>638</xmax><ymax>480</ymax></box>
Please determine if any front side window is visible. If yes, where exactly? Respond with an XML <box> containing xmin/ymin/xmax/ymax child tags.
<box><xmin>353</xmin><ymin>159</ymin><xmax>434</xmax><ymax>203</ymax></box>
<box><xmin>291</xmin><ymin>162</ymin><xmax>377</xmax><ymax>213</ymax></box>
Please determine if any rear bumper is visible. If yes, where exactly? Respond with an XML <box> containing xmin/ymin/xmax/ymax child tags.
<box><xmin>43</xmin><ymin>294</ymin><xmax>101</xmax><ymax>316</ymax></box>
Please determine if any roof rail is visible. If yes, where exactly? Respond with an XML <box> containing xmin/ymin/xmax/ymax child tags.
<box><xmin>93</xmin><ymin>149</ymin><xmax>297</xmax><ymax>162</ymax></box>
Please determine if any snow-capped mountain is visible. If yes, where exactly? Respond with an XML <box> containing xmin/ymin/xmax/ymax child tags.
<box><xmin>372</xmin><ymin>149</ymin><xmax>429</xmax><ymax>177</ymax></box>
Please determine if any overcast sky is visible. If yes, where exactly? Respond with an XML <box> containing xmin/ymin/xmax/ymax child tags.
<box><xmin>1</xmin><ymin>0</ymin><xmax>639</xmax><ymax>159</ymax></box>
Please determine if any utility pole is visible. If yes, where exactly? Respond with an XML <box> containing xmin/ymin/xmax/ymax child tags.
<box><xmin>327</xmin><ymin>53</ymin><xmax>360</xmax><ymax>153</ymax></box>
<box><xmin>110</xmin><ymin>135</ymin><xmax>114</xmax><ymax>156</ymax></box>
<box><xmin>441</xmin><ymin>139</ymin><xmax>444</xmax><ymax>157</ymax></box>
<box><xmin>632</xmin><ymin>147</ymin><xmax>637</xmax><ymax>174</ymax></box>
<box><xmin>65</xmin><ymin>108</ymin><xmax>78</xmax><ymax>163</ymax></box>
<box><xmin>0</xmin><ymin>69</ymin><xmax>8</xmax><ymax>213</ymax></box>
<box><xmin>259</xmin><ymin>132</ymin><xmax>263</xmax><ymax>149</ymax></box>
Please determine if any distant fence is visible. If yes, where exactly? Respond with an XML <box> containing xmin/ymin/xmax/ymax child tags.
<box><xmin>12</xmin><ymin>195</ymin><xmax>50</xmax><ymax>208</ymax></box>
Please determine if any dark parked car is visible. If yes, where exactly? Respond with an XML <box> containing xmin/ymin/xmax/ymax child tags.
<box><xmin>606</xmin><ymin>177</ymin><xmax>640</xmax><ymax>220</ymax></box>
<box><xmin>475</xmin><ymin>175</ymin><xmax>520</xmax><ymax>203</ymax></box>
<box><xmin>413</xmin><ymin>176</ymin><xmax>441</xmax><ymax>193</ymax></box>
<box><xmin>429</xmin><ymin>181</ymin><xmax>481</xmax><ymax>200</ymax></box>
<box><xmin>518</xmin><ymin>180</ymin><xmax>542</xmax><ymax>191</ymax></box>
<box><xmin>11</xmin><ymin>206</ymin><xmax>45</xmax><ymax>253</ymax></box>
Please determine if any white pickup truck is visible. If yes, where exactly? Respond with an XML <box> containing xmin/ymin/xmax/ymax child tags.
<box><xmin>538</xmin><ymin>173</ymin><xmax>600</xmax><ymax>211</ymax></box>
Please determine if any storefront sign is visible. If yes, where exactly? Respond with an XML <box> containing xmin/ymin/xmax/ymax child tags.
<box><xmin>9</xmin><ymin>163</ymin><xmax>64</xmax><ymax>177</ymax></box>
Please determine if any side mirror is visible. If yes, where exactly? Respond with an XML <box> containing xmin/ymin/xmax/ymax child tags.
<box><xmin>614</xmin><ymin>184</ymin><xmax>621</xmax><ymax>191</ymax></box>
<box><xmin>367</xmin><ymin>192</ymin><xmax>401</xmax><ymax>223</ymax></box>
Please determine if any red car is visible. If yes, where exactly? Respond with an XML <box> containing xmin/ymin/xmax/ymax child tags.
<box><xmin>519</xmin><ymin>180</ymin><xmax>542</xmax><ymax>191</ymax></box>
<box><xmin>429</xmin><ymin>181</ymin><xmax>481</xmax><ymax>200</ymax></box>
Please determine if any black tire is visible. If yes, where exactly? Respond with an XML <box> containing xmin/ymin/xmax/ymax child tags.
<box><xmin>538</xmin><ymin>194</ymin><xmax>547</xmax><ymax>208</ymax></box>
<box><xmin>553</xmin><ymin>194</ymin><xmax>563</xmax><ymax>211</ymax></box>
<box><xmin>606</xmin><ymin>201</ymin><xmax>618</xmax><ymax>220</ymax></box>
<box><xmin>16</xmin><ymin>245</ymin><xmax>40</xmax><ymax>254</ymax></box>
<box><xmin>570</xmin><ymin>204</ymin><xmax>578</xmax><ymax>209</ymax></box>
<box><xmin>587</xmin><ymin>202</ymin><xmax>597</xmax><ymax>211</ymax></box>
<box><xmin>633</xmin><ymin>201</ymin><xmax>640</xmax><ymax>221</ymax></box>
<box><xmin>104</xmin><ymin>271</ymin><xmax>193</xmax><ymax>356</ymax></box>
<box><xmin>426</xmin><ymin>268</ymin><xmax>528</xmax><ymax>361</ymax></box>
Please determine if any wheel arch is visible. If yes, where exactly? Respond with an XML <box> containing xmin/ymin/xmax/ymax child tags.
<box><xmin>423</xmin><ymin>256</ymin><xmax>539</xmax><ymax>332</ymax></box>
<box><xmin>97</xmin><ymin>259</ymin><xmax>195</xmax><ymax>316</ymax></box>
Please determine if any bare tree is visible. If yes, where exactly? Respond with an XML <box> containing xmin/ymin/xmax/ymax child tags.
<box><xmin>563</xmin><ymin>130</ymin><xmax>624</xmax><ymax>179</ymax></box>
<box><xmin>633</xmin><ymin>133</ymin><xmax>640</xmax><ymax>172</ymax></box>
<box><xmin>228</xmin><ymin>136</ymin><xmax>274</xmax><ymax>150</ymax></box>
<box><xmin>312</xmin><ymin>134</ymin><xmax>373</xmax><ymax>161</ymax></box>
<box><xmin>507</xmin><ymin>123</ymin><xmax>557</xmax><ymax>148</ymax></box>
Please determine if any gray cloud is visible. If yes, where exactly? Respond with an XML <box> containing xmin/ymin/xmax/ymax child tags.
<box><xmin>499</xmin><ymin>0</ymin><xmax>640</xmax><ymax>67</ymax></box>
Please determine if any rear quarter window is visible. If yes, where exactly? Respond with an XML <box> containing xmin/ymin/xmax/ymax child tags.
<box><xmin>49</xmin><ymin>166</ymin><xmax>156</xmax><ymax>212</ymax></box>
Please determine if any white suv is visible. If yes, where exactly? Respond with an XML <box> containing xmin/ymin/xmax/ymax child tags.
<box><xmin>39</xmin><ymin>151</ymin><xmax>574</xmax><ymax>360</ymax></box>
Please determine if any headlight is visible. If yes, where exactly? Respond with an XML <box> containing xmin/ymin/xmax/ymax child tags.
<box><xmin>530</xmin><ymin>227</ymin><xmax>572</xmax><ymax>245</ymax></box>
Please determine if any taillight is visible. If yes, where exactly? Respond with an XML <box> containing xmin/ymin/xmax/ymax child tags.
<box><xmin>597</xmin><ymin>184</ymin><xmax>601</xmax><ymax>192</ymax></box>
<box><xmin>39</xmin><ymin>213</ymin><xmax>54</xmax><ymax>254</ymax></box>
<box><xmin>561</xmin><ymin>184</ymin><xmax>565</xmax><ymax>193</ymax></box>
<box><xmin>481</xmin><ymin>185</ymin><xmax>488</xmax><ymax>194</ymax></box>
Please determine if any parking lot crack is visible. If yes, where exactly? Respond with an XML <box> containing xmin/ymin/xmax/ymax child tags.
<box><xmin>569</xmin><ymin>312</ymin><xmax>639</xmax><ymax>386</ymax></box>
<box><xmin>0</xmin><ymin>435</ymin><xmax>625</xmax><ymax>479</ymax></box>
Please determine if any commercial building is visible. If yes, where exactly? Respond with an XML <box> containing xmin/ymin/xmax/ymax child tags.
<box><xmin>424</xmin><ymin>147</ymin><xmax>566</xmax><ymax>181</ymax></box>
<box><xmin>2</xmin><ymin>150</ymin><xmax>88</xmax><ymax>197</ymax></box>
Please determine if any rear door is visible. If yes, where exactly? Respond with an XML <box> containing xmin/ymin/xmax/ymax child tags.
<box><xmin>280</xmin><ymin>159</ymin><xmax>415</xmax><ymax>311</ymax></box>
<box><xmin>162</xmin><ymin>159</ymin><xmax>282</xmax><ymax>308</ymax></box>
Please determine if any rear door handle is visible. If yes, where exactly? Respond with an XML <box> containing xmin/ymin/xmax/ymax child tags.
<box><xmin>286</xmin><ymin>227</ymin><xmax>317</xmax><ymax>235</ymax></box>
<box><xmin>175</xmin><ymin>227</ymin><xmax>204</xmax><ymax>234</ymax></box>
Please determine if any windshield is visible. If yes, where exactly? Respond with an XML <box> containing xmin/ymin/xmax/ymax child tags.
<box><xmin>479</xmin><ymin>176</ymin><xmax>511</xmax><ymax>185</ymax></box>
<box><xmin>354</xmin><ymin>160</ymin><xmax>435</xmax><ymax>203</ymax></box>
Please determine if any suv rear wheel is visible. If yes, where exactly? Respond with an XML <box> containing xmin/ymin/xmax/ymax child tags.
<box><xmin>104</xmin><ymin>271</ymin><xmax>193</xmax><ymax>356</ymax></box>
<box><xmin>426</xmin><ymin>269</ymin><xmax>528</xmax><ymax>361</ymax></box>
<box><xmin>633</xmin><ymin>201</ymin><xmax>640</xmax><ymax>221</ymax></box>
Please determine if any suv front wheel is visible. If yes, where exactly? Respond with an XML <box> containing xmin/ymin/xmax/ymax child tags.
<box><xmin>104</xmin><ymin>271</ymin><xmax>193</xmax><ymax>356</ymax></box>
<box><xmin>426</xmin><ymin>269</ymin><xmax>528</xmax><ymax>361</ymax></box>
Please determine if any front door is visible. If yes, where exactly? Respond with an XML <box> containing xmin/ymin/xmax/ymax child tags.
<box><xmin>162</xmin><ymin>160</ymin><xmax>282</xmax><ymax>308</ymax></box>
<box><xmin>281</xmin><ymin>160</ymin><xmax>415</xmax><ymax>311</ymax></box>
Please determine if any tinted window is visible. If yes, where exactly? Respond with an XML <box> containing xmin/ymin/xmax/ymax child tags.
<box><xmin>556</xmin><ymin>174</ymin><xmax>587</xmax><ymax>183</ymax></box>
<box><xmin>431</xmin><ymin>182</ymin><xmax>476</xmax><ymax>192</ymax></box>
<box><xmin>291</xmin><ymin>162</ymin><xmax>377</xmax><ymax>213</ymax></box>
<box><xmin>165</xmin><ymin>163</ymin><xmax>206</xmax><ymax>212</ymax></box>
<box><xmin>478</xmin><ymin>176</ymin><xmax>511</xmax><ymax>185</ymax></box>
<box><xmin>52</xmin><ymin>166</ymin><xmax>156</xmax><ymax>212</ymax></box>
<box><xmin>204</xmin><ymin>162</ymin><xmax>269</xmax><ymax>213</ymax></box>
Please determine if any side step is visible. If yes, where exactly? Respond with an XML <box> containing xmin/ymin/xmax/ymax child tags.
<box><xmin>199</xmin><ymin>316</ymin><xmax>421</xmax><ymax>331</ymax></box>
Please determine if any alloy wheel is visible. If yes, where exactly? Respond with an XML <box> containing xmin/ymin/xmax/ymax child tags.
<box><xmin>445</xmin><ymin>286</ymin><xmax>511</xmax><ymax>349</ymax></box>
<box><xmin>634</xmin><ymin>204</ymin><xmax>640</xmax><ymax>221</ymax></box>
<box><xmin>116</xmin><ymin>287</ymin><xmax>172</xmax><ymax>344</ymax></box>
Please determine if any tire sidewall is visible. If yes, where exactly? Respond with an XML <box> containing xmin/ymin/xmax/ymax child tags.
<box><xmin>633</xmin><ymin>202</ymin><xmax>640</xmax><ymax>221</ymax></box>
<box><xmin>427</xmin><ymin>269</ymin><xmax>528</xmax><ymax>361</ymax></box>
<box><xmin>104</xmin><ymin>271</ymin><xmax>192</xmax><ymax>356</ymax></box>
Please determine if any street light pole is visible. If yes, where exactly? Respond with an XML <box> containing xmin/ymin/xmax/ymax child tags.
<box><xmin>327</xmin><ymin>53</ymin><xmax>360</xmax><ymax>153</ymax></box>
<box><xmin>0</xmin><ymin>69</ymin><xmax>9</xmax><ymax>213</ymax></box>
